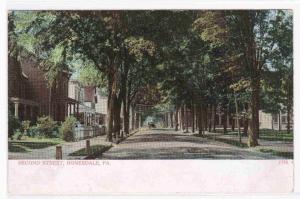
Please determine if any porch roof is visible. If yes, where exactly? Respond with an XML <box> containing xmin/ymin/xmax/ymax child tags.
<box><xmin>9</xmin><ymin>97</ymin><xmax>39</xmax><ymax>106</ymax></box>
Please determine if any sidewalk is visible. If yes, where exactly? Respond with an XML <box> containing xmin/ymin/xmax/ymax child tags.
<box><xmin>8</xmin><ymin>135</ymin><xmax>112</xmax><ymax>160</ymax></box>
<box><xmin>9</xmin><ymin>129</ymin><xmax>140</xmax><ymax>160</ymax></box>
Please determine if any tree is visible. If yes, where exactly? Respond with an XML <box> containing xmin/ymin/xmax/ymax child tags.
<box><xmin>11</xmin><ymin>10</ymin><xmax>292</xmax><ymax>146</ymax></box>
<box><xmin>13</xmin><ymin>11</ymin><xmax>157</xmax><ymax>141</ymax></box>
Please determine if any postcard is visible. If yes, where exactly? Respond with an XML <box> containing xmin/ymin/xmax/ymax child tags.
<box><xmin>5</xmin><ymin>2</ymin><xmax>296</xmax><ymax>196</ymax></box>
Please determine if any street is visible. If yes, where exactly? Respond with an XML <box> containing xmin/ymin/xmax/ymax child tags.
<box><xmin>101</xmin><ymin>128</ymin><xmax>280</xmax><ymax>159</ymax></box>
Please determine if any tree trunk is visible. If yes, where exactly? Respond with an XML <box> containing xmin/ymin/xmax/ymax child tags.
<box><xmin>113</xmin><ymin>97</ymin><xmax>122</xmax><ymax>139</ymax></box>
<box><xmin>170</xmin><ymin>111</ymin><xmax>174</xmax><ymax>128</ymax></box>
<box><xmin>195</xmin><ymin>108</ymin><xmax>198</xmax><ymax>130</ymax></box>
<box><xmin>198</xmin><ymin>105</ymin><xmax>203</xmax><ymax>136</ymax></box>
<box><xmin>231</xmin><ymin>114</ymin><xmax>235</xmax><ymax>131</ymax></box>
<box><xmin>223</xmin><ymin>106</ymin><xmax>228</xmax><ymax>134</ymax></box>
<box><xmin>185</xmin><ymin>105</ymin><xmax>189</xmax><ymax>133</ymax></box>
<box><xmin>271</xmin><ymin>114</ymin><xmax>274</xmax><ymax>130</ymax></box>
<box><xmin>212</xmin><ymin>104</ymin><xmax>216</xmax><ymax>133</ymax></box>
<box><xmin>243</xmin><ymin>115</ymin><xmax>249</xmax><ymax>137</ymax></box>
<box><xmin>106</xmin><ymin>68</ymin><xmax>118</xmax><ymax>142</ymax></box>
<box><xmin>175</xmin><ymin>107</ymin><xmax>179</xmax><ymax>131</ymax></box>
<box><xmin>123</xmin><ymin>101</ymin><xmax>129</xmax><ymax>135</ymax></box>
<box><xmin>192</xmin><ymin>103</ymin><xmax>195</xmax><ymax>133</ymax></box>
<box><xmin>122</xmin><ymin>70</ymin><xmax>130</xmax><ymax>135</ymax></box>
<box><xmin>135</xmin><ymin>112</ymin><xmax>139</xmax><ymax>129</ymax></box>
<box><xmin>248</xmin><ymin>77</ymin><xmax>259</xmax><ymax>147</ymax></box>
<box><xmin>234</xmin><ymin>93</ymin><xmax>241</xmax><ymax>143</ymax></box>
<box><xmin>181</xmin><ymin>106</ymin><xmax>185</xmax><ymax>131</ymax></box>
<box><xmin>208</xmin><ymin>104</ymin><xmax>212</xmax><ymax>132</ymax></box>
<box><xmin>278</xmin><ymin>111</ymin><xmax>281</xmax><ymax>132</ymax></box>
<box><xmin>131</xmin><ymin>106</ymin><xmax>135</xmax><ymax>130</ymax></box>
<box><xmin>204</xmin><ymin>105</ymin><xmax>208</xmax><ymax>131</ymax></box>
<box><xmin>139</xmin><ymin>113</ymin><xmax>142</xmax><ymax>128</ymax></box>
<box><xmin>287</xmin><ymin>103</ymin><xmax>291</xmax><ymax>133</ymax></box>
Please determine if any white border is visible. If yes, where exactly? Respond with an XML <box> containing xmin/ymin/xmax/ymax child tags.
<box><xmin>5</xmin><ymin>0</ymin><xmax>300</xmax><ymax>10</ymax></box>
<box><xmin>1</xmin><ymin>0</ymin><xmax>300</xmax><ymax>198</ymax></box>
<box><xmin>0</xmin><ymin>0</ymin><xmax>8</xmax><ymax>199</ymax></box>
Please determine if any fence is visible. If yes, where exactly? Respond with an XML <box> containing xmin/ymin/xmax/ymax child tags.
<box><xmin>74</xmin><ymin>125</ymin><xmax>106</xmax><ymax>141</ymax></box>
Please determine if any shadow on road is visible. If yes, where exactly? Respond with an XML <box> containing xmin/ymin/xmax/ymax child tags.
<box><xmin>100</xmin><ymin>129</ymin><xmax>281</xmax><ymax>160</ymax></box>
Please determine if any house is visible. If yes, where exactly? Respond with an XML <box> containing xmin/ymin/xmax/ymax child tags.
<box><xmin>8</xmin><ymin>57</ymin><xmax>79</xmax><ymax>122</ymax></box>
<box><xmin>170</xmin><ymin>105</ymin><xmax>293</xmax><ymax>131</ymax></box>
<box><xmin>259</xmin><ymin>110</ymin><xmax>293</xmax><ymax>131</ymax></box>
<box><xmin>8</xmin><ymin>57</ymin><xmax>39</xmax><ymax>122</ymax></box>
<box><xmin>95</xmin><ymin>88</ymin><xmax>108</xmax><ymax>125</ymax></box>
<box><xmin>68</xmin><ymin>81</ymin><xmax>105</xmax><ymax>126</ymax></box>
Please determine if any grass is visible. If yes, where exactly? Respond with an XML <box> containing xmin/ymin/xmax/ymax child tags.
<box><xmin>259</xmin><ymin>148</ymin><xmax>293</xmax><ymax>159</ymax></box>
<box><xmin>216</xmin><ymin>130</ymin><xmax>293</xmax><ymax>142</ymax></box>
<box><xmin>259</xmin><ymin>130</ymin><xmax>293</xmax><ymax>142</ymax></box>
<box><xmin>8</xmin><ymin>143</ymin><xmax>30</xmax><ymax>153</ymax></box>
<box><xmin>196</xmin><ymin>132</ymin><xmax>293</xmax><ymax>159</ymax></box>
<box><xmin>203</xmin><ymin>135</ymin><xmax>248</xmax><ymax>148</ymax></box>
<box><xmin>69</xmin><ymin>144</ymin><xmax>112</xmax><ymax>157</ymax></box>
<box><xmin>8</xmin><ymin>137</ymin><xmax>65</xmax><ymax>153</ymax></box>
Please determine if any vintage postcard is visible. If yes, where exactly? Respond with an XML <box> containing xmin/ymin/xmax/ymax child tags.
<box><xmin>5</xmin><ymin>1</ymin><xmax>297</xmax><ymax>196</ymax></box>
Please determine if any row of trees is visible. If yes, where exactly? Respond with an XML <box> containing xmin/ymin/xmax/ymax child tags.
<box><xmin>157</xmin><ymin>10</ymin><xmax>293</xmax><ymax>146</ymax></box>
<box><xmin>10</xmin><ymin>10</ymin><xmax>292</xmax><ymax>146</ymax></box>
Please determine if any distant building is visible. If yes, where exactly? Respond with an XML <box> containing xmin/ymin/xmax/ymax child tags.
<box><xmin>172</xmin><ymin>105</ymin><xmax>293</xmax><ymax>131</ymax></box>
<box><xmin>95</xmin><ymin>88</ymin><xmax>108</xmax><ymax>126</ymax></box>
<box><xmin>95</xmin><ymin>88</ymin><xmax>107</xmax><ymax>114</ymax></box>
<box><xmin>68</xmin><ymin>82</ymin><xmax>106</xmax><ymax>126</ymax></box>
<box><xmin>259</xmin><ymin>110</ymin><xmax>293</xmax><ymax>131</ymax></box>
<box><xmin>68</xmin><ymin>79</ymin><xmax>84</xmax><ymax>103</ymax></box>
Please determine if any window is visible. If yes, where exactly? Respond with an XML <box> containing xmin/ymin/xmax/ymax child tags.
<box><xmin>273</xmin><ymin>114</ymin><xmax>278</xmax><ymax>123</ymax></box>
<box><xmin>281</xmin><ymin>116</ymin><xmax>287</xmax><ymax>123</ymax></box>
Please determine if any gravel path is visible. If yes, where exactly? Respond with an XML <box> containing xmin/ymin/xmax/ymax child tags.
<box><xmin>101</xmin><ymin>128</ymin><xmax>281</xmax><ymax>159</ymax></box>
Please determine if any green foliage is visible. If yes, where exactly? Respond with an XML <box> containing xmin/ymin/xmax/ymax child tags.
<box><xmin>9</xmin><ymin>137</ymin><xmax>64</xmax><ymax>153</ymax></box>
<box><xmin>8</xmin><ymin>142</ymin><xmax>29</xmax><ymax>153</ymax></box>
<box><xmin>12</xmin><ymin>129</ymin><xmax>23</xmax><ymax>140</ymax></box>
<box><xmin>259</xmin><ymin>148</ymin><xmax>293</xmax><ymax>159</ymax></box>
<box><xmin>36</xmin><ymin>116</ymin><xmax>58</xmax><ymax>138</ymax></box>
<box><xmin>8</xmin><ymin>110</ymin><xmax>21</xmax><ymax>138</ymax></box>
<box><xmin>259</xmin><ymin>130</ymin><xmax>293</xmax><ymax>142</ymax></box>
<box><xmin>124</xmin><ymin>37</ymin><xmax>155</xmax><ymax>62</ymax></box>
<box><xmin>21</xmin><ymin>120</ymin><xmax>31</xmax><ymax>134</ymax></box>
<box><xmin>60</xmin><ymin>116</ymin><xmax>77</xmax><ymax>142</ymax></box>
<box><xmin>77</xmin><ymin>63</ymin><xmax>106</xmax><ymax>87</ymax></box>
<box><xmin>10</xmin><ymin>10</ymin><xmax>293</xmax><ymax>144</ymax></box>
<box><xmin>28</xmin><ymin>125</ymin><xmax>39</xmax><ymax>137</ymax></box>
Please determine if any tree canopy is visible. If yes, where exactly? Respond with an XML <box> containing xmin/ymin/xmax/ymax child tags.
<box><xmin>9</xmin><ymin>10</ymin><xmax>293</xmax><ymax>145</ymax></box>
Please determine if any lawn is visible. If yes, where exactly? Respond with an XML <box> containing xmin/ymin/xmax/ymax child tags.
<box><xmin>259</xmin><ymin>130</ymin><xmax>293</xmax><ymax>142</ymax></box>
<box><xmin>259</xmin><ymin>148</ymin><xmax>293</xmax><ymax>159</ymax></box>
<box><xmin>214</xmin><ymin>129</ymin><xmax>293</xmax><ymax>142</ymax></box>
<box><xmin>202</xmin><ymin>134</ymin><xmax>248</xmax><ymax>148</ymax></box>
<box><xmin>8</xmin><ymin>137</ymin><xmax>65</xmax><ymax>153</ymax></box>
<box><xmin>69</xmin><ymin>144</ymin><xmax>112</xmax><ymax>157</ymax></box>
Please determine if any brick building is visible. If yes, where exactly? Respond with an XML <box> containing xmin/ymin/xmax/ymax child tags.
<box><xmin>8</xmin><ymin>57</ymin><xmax>39</xmax><ymax>121</ymax></box>
<box><xmin>8</xmin><ymin>57</ymin><xmax>79</xmax><ymax>122</ymax></box>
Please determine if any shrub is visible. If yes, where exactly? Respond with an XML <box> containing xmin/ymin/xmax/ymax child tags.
<box><xmin>28</xmin><ymin>125</ymin><xmax>39</xmax><ymax>137</ymax></box>
<box><xmin>8</xmin><ymin>110</ymin><xmax>21</xmax><ymax>139</ymax></box>
<box><xmin>21</xmin><ymin>120</ymin><xmax>31</xmax><ymax>135</ymax></box>
<box><xmin>61</xmin><ymin>116</ymin><xmax>77</xmax><ymax>142</ymax></box>
<box><xmin>12</xmin><ymin>129</ymin><xmax>23</xmax><ymax>140</ymax></box>
<box><xmin>36</xmin><ymin>116</ymin><xmax>58</xmax><ymax>138</ymax></box>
